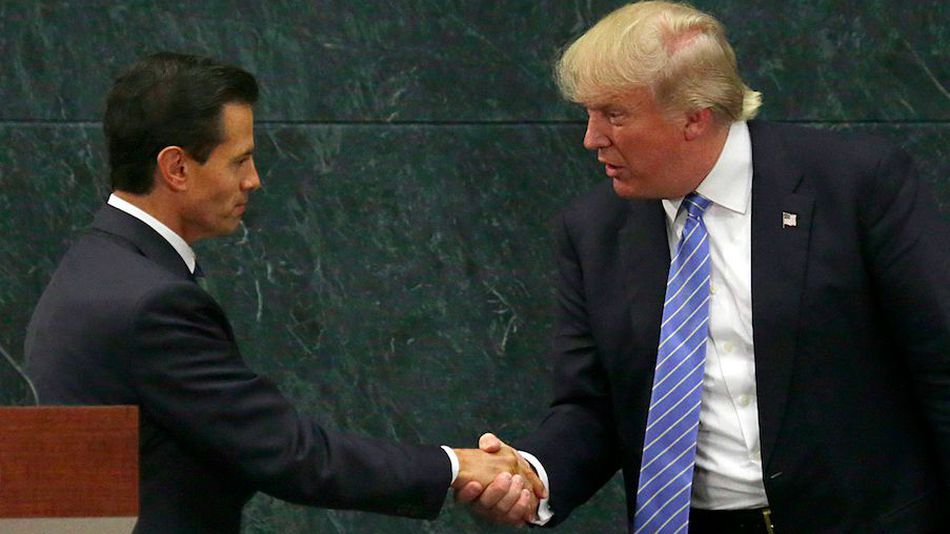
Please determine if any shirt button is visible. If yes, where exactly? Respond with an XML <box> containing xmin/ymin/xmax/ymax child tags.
<box><xmin>751</xmin><ymin>450</ymin><xmax>762</xmax><ymax>463</ymax></box>
<box><xmin>709</xmin><ymin>283</ymin><xmax>717</xmax><ymax>295</ymax></box>
<box><xmin>737</xmin><ymin>394</ymin><xmax>751</xmax><ymax>407</ymax></box>
<box><xmin>723</xmin><ymin>341</ymin><xmax>735</xmax><ymax>353</ymax></box>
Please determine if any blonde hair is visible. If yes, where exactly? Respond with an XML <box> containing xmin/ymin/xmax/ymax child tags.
<box><xmin>555</xmin><ymin>1</ymin><xmax>761</xmax><ymax>122</ymax></box>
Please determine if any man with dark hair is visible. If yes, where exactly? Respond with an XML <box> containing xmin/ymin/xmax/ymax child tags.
<box><xmin>24</xmin><ymin>52</ymin><xmax>543</xmax><ymax>533</ymax></box>
<box><xmin>104</xmin><ymin>52</ymin><xmax>261</xmax><ymax>195</ymax></box>
<box><xmin>458</xmin><ymin>1</ymin><xmax>949</xmax><ymax>532</ymax></box>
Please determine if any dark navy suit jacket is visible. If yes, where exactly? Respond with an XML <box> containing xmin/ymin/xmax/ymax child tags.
<box><xmin>25</xmin><ymin>205</ymin><xmax>450</xmax><ymax>533</ymax></box>
<box><xmin>519</xmin><ymin>122</ymin><xmax>950</xmax><ymax>532</ymax></box>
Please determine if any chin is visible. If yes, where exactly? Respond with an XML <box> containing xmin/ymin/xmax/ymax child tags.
<box><xmin>612</xmin><ymin>178</ymin><xmax>671</xmax><ymax>200</ymax></box>
<box><xmin>612</xmin><ymin>179</ymin><xmax>645</xmax><ymax>200</ymax></box>
<box><xmin>211</xmin><ymin>221</ymin><xmax>241</xmax><ymax>237</ymax></box>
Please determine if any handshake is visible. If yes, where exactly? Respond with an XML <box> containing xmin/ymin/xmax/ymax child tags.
<box><xmin>452</xmin><ymin>433</ymin><xmax>548</xmax><ymax>526</ymax></box>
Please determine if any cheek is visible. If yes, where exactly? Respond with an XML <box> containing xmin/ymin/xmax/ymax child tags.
<box><xmin>615</xmin><ymin>138</ymin><xmax>644</xmax><ymax>167</ymax></box>
<box><xmin>211</xmin><ymin>173</ymin><xmax>239</xmax><ymax>199</ymax></box>
<box><xmin>194</xmin><ymin>181</ymin><xmax>232</xmax><ymax>213</ymax></box>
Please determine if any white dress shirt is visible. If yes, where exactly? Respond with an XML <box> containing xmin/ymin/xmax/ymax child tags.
<box><xmin>107</xmin><ymin>194</ymin><xmax>197</xmax><ymax>274</ymax></box>
<box><xmin>528</xmin><ymin>121</ymin><xmax>767</xmax><ymax>524</ymax></box>
<box><xmin>663</xmin><ymin>121</ymin><xmax>768</xmax><ymax>509</ymax></box>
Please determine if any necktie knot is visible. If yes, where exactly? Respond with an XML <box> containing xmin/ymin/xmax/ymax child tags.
<box><xmin>682</xmin><ymin>192</ymin><xmax>712</xmax><ymax>220</ymax></box>
<box><xmin>193</xmin><ymin>262</ymin><xmax>210</xmax><ymax>291</ymax></box>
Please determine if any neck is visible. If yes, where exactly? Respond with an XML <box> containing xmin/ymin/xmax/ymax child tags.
<box><xmin>112</xmin><ymin>190</ymin><xmax>191</xmax><ymax>244</ymax></box>
<box><xmin>684</xmin><ymin>123</ymin><xmax>731</xmax><ymax>193</ymax></box>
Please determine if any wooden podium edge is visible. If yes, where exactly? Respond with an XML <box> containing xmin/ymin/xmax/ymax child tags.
<box><xmin>0</xmin><ymin>406</ymin><xmax>138</xmax><ymax>518</ymax></box>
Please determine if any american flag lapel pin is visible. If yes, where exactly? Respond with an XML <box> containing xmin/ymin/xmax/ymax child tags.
<box><xmin>782</xmin><ymin>211</ymin><xmax>798</xmax><ymax>228</ymax></box>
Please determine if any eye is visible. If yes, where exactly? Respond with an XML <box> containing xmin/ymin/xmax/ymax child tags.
<box><xmin>606</xmin><ymin>110</ymin><xmax>625</xmax><ymax>124</ymax></box>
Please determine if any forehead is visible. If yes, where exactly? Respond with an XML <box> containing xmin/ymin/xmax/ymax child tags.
<box><xmin>217</xmin><ymin>103</ymin><xmax>254</xmax><ymax>146</ymax></box>
<box><xmin>218</xmin><ymin>102</ymin><xmax>253</xmax><ymax>132</ymax></box>
<box><xmin>583</xmin><ymin>85</ymin><xmax>655</xmax><ymax>111</ymax></box>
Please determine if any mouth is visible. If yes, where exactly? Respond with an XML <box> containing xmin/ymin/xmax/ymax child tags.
<box><xmin>599</xmin><ymin>159</ymin><xmax>623</xmax><ymax>178</ymax></box>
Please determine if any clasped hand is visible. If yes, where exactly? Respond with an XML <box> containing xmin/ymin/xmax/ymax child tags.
<box><xmin>452</xmin><ymin>433</ymin><xmax>546</xmax><ymax>526</ymax></box>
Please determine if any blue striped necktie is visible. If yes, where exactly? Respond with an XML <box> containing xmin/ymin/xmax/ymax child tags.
<box><xmin>633</xmin><ymin>192</ymin><xmax>713</xmax><ymax>533</ymax></box>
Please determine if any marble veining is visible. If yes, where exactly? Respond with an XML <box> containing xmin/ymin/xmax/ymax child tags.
<box><xmin>1</xmin><ymin>0</ymin><xmax>947</xmax><ymax>531</ymax></box>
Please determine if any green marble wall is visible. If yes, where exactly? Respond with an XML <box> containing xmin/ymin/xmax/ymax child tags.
<box><xmin>1</xmin><ymin>1</ymin><xmax>947</xmax><ymax>532</ymax></box>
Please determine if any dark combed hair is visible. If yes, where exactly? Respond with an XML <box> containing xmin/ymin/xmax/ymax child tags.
<box><xmin>104</xmin><ymin>52</ymin><xmax>259</xmax><ymax>194</ymax></box>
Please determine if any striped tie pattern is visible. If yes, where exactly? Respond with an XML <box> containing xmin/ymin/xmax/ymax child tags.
<box><xmin>633</xmin><ymin>193</ymin><xmax>712</xmax><ymax>534</ymax></box>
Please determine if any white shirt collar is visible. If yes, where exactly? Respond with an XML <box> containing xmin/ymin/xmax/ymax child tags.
<box><xmin>662</xmin><ymin>121</ymin><xmax>753</xmax><ymax>224</ymax></box>
<box><xmin>107</xmin><ymin>193</ymin><xmax>198</xmax><ymax>274</ymax></box>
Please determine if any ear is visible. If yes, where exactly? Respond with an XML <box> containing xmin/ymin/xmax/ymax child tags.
<box><xmin>155</xmin><ymin>146</ymin><xmax>188</xmax><ymax>192</ymax></box>
<box><xmin>683</xmin><ymin>107</ymin><xmax>714</xmax><ymax>141</ymax></box>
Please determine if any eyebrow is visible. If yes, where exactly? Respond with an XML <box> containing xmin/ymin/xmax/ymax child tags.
<box><xmin>234</xmin><ymin>146</ymin><xmax>255</xmax><ymax>160</ymax></box>
<box><xmin>589</xmin><ymin>104</ymin><xmax>626</xmax><ymax>115</ymax></box>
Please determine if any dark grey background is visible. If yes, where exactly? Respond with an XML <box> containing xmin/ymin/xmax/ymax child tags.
<box><xmin>1</xmin><ymin>1</ymin><xmax>947</xmax><ymax>532</ymax></box>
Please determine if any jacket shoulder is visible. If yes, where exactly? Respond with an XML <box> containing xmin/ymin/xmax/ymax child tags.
<box><xmin>558</xmin><ymin>179</ymin><xmax>659</xmax><ymax>238</ymax></box>
<box><xmin>751</xmin><ymin>121</ymin><xmax>908</xmax><ymax>177</ymax></box>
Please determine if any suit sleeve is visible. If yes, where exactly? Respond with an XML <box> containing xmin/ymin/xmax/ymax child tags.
<box><xmin>516</xmin><ymin>212</ymin><xmax>622</xmax><ymax>526</ymax></box>
<box><xmin>860</xmin><ymin>145</ymin><xmax>950</xmax><ymax>488</ymax></box>
<box><xmin>122</xmin><ymin>282</ymin><xmax>451</xmax><ymax>519</ymax></box>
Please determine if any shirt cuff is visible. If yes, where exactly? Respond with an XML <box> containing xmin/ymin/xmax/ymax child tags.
<box><xmin>441</xmin><ymin>445</ymin><xmax>460</xmax><ymax>486</ymax></box>
<box><xmin>518</xmin><ymin>450</ymin><xmax>554</xmax><ymax>525</ymax></box>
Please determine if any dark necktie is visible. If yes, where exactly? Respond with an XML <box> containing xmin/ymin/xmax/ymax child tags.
<box><xmin>193</xmin><ymin>261</ymin><xmax>208</xmax><ymax>291</ymax></box>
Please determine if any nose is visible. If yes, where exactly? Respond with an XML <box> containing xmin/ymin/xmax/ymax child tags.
<box><xmin>583</xmin><ymin>115</ymin><xmax>609</xmax><ymax>151</ymax></box>
<box><xmin>242</xmin><ymin>159</ymin><xmax>262</xmax><ymax>191</ymax></box>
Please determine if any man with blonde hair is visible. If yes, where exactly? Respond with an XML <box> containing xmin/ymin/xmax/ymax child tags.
<box><xmin>457</xmin><ymin>1</ymin><xmax>948</xmax><ymax>532</ymax></box>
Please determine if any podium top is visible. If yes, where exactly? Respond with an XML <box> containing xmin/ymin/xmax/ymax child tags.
<box><xmin>0</xmin><ymin>406</ymin><xmax>138</xmax><ymax>518</ymax></box>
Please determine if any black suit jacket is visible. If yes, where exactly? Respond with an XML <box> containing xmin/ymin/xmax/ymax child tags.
<box><xmin>519</xmin><ymin>122</ymin><xmax>950</xmax><ymax>532</ymax></box>
<box><xmin>25</xmin><ymin>205</ymin><xmax>450</xmax><ymax>533</ymax></box>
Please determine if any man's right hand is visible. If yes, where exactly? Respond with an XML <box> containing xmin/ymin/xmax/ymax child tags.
<box><xmin>453</xmin><ymin>433</ymin><xmax>547</xmax><ymax>525</ymax></box>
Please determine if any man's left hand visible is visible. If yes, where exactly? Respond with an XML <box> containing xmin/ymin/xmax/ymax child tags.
<box><xmin>454</xmin><ymin>433</ymin><xmax>545</xmax><ymax>526</ymax></box>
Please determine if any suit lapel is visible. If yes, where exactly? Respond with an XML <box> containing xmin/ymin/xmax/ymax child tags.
<box><xmin>90</xmin><ymin>204</ymin><xmax>195</xmax><ymax>282</ymax></box>
<box><xmin>748</xmin><ymin>122</ymin><xmax>814</xmax><ymax>468</ymax></box>
<box><xmin>619</xmin><ymin>200</ymin><xmax>670</xmax><ymax>369</ymax></box>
